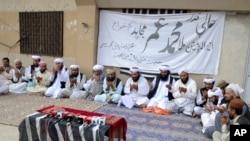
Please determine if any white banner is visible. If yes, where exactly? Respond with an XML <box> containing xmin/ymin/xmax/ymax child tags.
<box><xmin>97</xmin><ymin>10</ymin><xmax>225</xmax><ymax>75</ymax></box>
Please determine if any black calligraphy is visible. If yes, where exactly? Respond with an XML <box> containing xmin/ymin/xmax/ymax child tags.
<box><xmin>142</xmin><ymin>18</ymin><xmax>168</xmax><ymax>53</ymax></box>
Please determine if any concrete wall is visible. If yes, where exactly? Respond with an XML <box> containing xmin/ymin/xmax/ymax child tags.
<box><xmin>0</xmin><ymin>4</ymin><xmax>98</xmax><ymax>78</ymax></box>
<box><xmin>0</xmin><ymin>0</ymin><xmax>250</xmax><ymax>91</ymax></box>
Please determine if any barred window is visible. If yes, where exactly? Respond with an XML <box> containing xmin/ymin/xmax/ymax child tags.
<box><xmin>122</xmin><ymin>8</ymin><xmax>187</xmax><ymax>14</ymax></box>
<box><xmin>19</xmin><ymin>11</ymin><xmax>63</xmax><ymax>57</ymax></box>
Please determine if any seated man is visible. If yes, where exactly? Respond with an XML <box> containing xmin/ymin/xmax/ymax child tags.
<box><xmin>94</xmin><ymin>68</ymin><xmax>123</xmax><ymax>103</ymax></box>
<box><xmin>142</xmin><ymin>65</ymin><xmax>175</xmax><ymax>113</ymax></box>
<box><xmin>212</xmin><ymin>98</ymin><xmax>250</xmax><ymax>141</ymax></box>
<box><xmin>27</xmin><ymin>61</ymin><xmax>51</xmax><ymax>94</ymax></box>
<box><xmin>0</xmin><ymin>57</ymin><xmax>14</xmax><ymax>85</ymax></box>
<box><xmin>216</xmin><ymin>80</ymin><xmax>229</xmax><ymax>109</ymax></box>
<box><xmin>45</xmin><ymin>58</ymin><xmax>69</xmax><ymax>98</ymax></box>
<box><xmin>83</xmin><ymin>64</ymin><xmax>106</xmax><ymax>100</ymax></box>
<box><xmin>152</xmin><ymin>69</ymin><xmax>197</xmax><ymax>115</ymax></box>
<box><xmin>61</xmin><ymin>64</ymin><xmax>86</xmax><ymax>99</ymax></box>
<box><xmin>193</xmin><ymin>77</ymin><xmax>215</xmax><ymax>117</ymax></box>
<box><xmin>9</xmin><ymin>59</ymin><xmax>27</xmax><ymax>94</ymax></box>
<box><xmin>118</xmin><ymin>67</ymin><xmax>149</xmax><ymax>109</ymax></box>
<box><xmin>201</xmin><ymin>87</ymin><xmax>223</xmax><ymax>133</ymax></box>
<box><xmin>204</xmin><ymin>83</ymin><xmax>250</xmax><ymax>138</ymax></box>
<box><xmin>24</xmin><ymin>55</ymin><xmax>41</xmax><ymax>82</ymax></box>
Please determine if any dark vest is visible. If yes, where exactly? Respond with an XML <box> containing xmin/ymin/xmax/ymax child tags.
<box><xmin>195</xmin><ymin>87</ymin><xmax>208</xmax><ymax>107</ymax></box>
<box><xmin>147</xmin><ymin>75</ymin><xmax>174</xmax><ymax>100</ymax></box>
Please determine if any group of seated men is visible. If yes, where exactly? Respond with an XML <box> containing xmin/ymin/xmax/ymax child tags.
<box><xmin>0</xmin><ymin>55</ymin><xmax>249</xmax><ymax>140</ymax></box>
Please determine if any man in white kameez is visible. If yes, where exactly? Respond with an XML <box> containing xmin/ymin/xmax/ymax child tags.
<box><xmin>27</xmin><ymin>61</ymin><xmax>51</xmax><ymax>94</ymax></box>
<box><xmin>44</xmin><ymin>58</ymin><xmax>69</xmax><ymax>98</ymax></box>
<box><xmin>118</xmin><ymin>67</ymin><xmax>149</xmax><ymax>109</ymax></box>
<box><xmin>158</xmin><ymin>69</ymin><xmax>197</xmax><ymax>116</ymax></box>
<box><xmin>24</xmin><ymin>55</ymin><xmax>41</xmax><ymax>82</ymax></box>
<box><xmin>193</xmin><ymin>77</ymin><xmax>215</xmax><ymax>117</ymax></box>
<box><xmin>61</xmin><ymin>64</ymin><xmax>86</xmax><ymax>99</ymax></box>
<box><xmin>201</xmin><ymin>87</ymin><xmax>223</xmax><ymax>133</ymax></box>
<box><xmin>94</xmin><ymin>68</ymin><xmax>123</xmax><ymax>103</ymax></box>
<box><xmin>9</xmin><ymin>59</ymin><xmax>27</xmax><ymax>94</ymax></box>
<box><xmin>0</xmin><ymin>75</ymin><xmax>9</xmax><ymax>94</ymax></box>
<box><xmin>142</xmin><ymin>65</ymin><xmax>175</xmax><ymax>113</ymax></box>
<box><xmin>0</xmin><ymin>57</ymin><xmax>14</xmax><ymax>85</ymax></box>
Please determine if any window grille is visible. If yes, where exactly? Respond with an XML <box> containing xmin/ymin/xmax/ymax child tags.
<box><xmin>19</xmin><ymin>11</ymin><xmax>63</xmax><ymax>57</ymax></box>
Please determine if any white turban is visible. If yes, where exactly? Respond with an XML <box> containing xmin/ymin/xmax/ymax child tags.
<box><xmin>130</xmin><ymin>67</ymin><xmax>140</xmax><ymax>73</ymax></box>
<box><xmin>159</xmin><ymin>65</ymin><xmax>170</xmax><ymax>71</ymax></box>
<box><xmin>226</xmin><ymin>83</ymin><xmax>244</xmax><ymax>97</ymax></box>
<box><xmin>93</xmin><ymin>64</ymin><xmax>104</xmax><ymax>71</ymax></box>
<box><xmin>70</xmin><ymin>64</ymin><xmax>79</xmax><ymax>69</ymax></box>
<box><xmin>178</xmin><ymin>68</ymin><xmax>188</xmax><ymax>75</ymax></box>
<box><xmin>54</xmin><ymin>58</ymin><xmax>64</xmax><ymax>63</ymax></box>
<box><xmin>14</xmin><ymin>59</ymin><xmax>21</xmax><ymax>63</ymax></box>
<box><xmin>208</xmin><ymin>87</ymin><xmax>223</xmax><ymax>98</ymax></box>
<box><xmin>203</xmin><ymin>78</ymin><xmax>215</xmax><ymax>84</ymax></box>
<box><xmin>32</xmin><ymin>55</ymin><xmax>41</xmax><ymax>60</ymax></box>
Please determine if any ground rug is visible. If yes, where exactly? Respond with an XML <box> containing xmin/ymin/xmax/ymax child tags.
<box><xmin>95</xmin><ymin>104</ymin><xmax>212</xmax><ymax>141</ymax></box>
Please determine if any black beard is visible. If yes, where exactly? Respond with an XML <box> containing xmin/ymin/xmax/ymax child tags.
<box><xmin>132</xmin><ymin>75</ymin><xmax>140</xmax><ymax>82</ymax></box>
<box><xmin>212</xmin><ymin>98</ymin><xmax>219</xmax><ymax>105</ymax></box>
<box><xmin>107</xmin><ymin>77</ymin><xmax>115</xmax><ymax>82</ymax></box>
<box><xmin>32</xmin><ymin>64</ymin><xmax>39</xmax><ymax>68</ymax></box>
<box><xmin>160</xmin><ymin>74</ymin><xmax>169</xmax><ymax>81</ymax></box>
<box><xmin>40</xmin><ymin>69</ymin><xmax>46</xmax><ymax>73</ymax></box>
<box><xmin>70</xmin><ymin>73</ymin><xmax>78</xmax><ymax>78</ymax></box>
<box><xmin>181</xmin><ymin>77</ymin><xmax>189</xmax><ymax>84</ymax></box>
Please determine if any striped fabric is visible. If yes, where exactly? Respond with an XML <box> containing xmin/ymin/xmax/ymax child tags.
<box><xmin>19</xmin><ymin>112</ymin><xmax>110</xmax><ymax>141</ymax></box>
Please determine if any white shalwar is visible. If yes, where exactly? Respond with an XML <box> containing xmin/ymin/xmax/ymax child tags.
<box><xmin>164</xmin><ymin>78</ymin><xmax>197</xmax><ymax>116</ymax></box>
<box><xmin>147</xmin><ymin>76</ymin><xmax>174</xmax><ymax>108</ymax></box>
<box><xmin>94</xmin><ymin>78</ymin><xmax>123</xmax><ymax>103</ymax></box>
<box><xmin>45</xmin><ymin>66</ymin><xmax>69</xmax><ymax>98</ymax></box>
<box><xmin>0</xmin><ymin>76</ymin><xmax>9</xmax><ymax>94</ymax></box>
<box><xmin>61</xmin><ymin>73</ymin><xmax>87</xmax><ymax>99</ymax></box>
<box><xmin>120</xmin><ymin>76</ymin><xmax>149</xmax><ymax>109</ymax></box>
<box><xmin>9</xmin><ymin>68</ymin><xmax>27</xmax><ymax>94</ymax></box>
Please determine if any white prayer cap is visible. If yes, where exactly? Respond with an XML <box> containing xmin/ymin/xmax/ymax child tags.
<box><xmin>32</xmin><ymin>55</ymin><xmax>41</xmax><ymax>60</ymax></box>
<box><xmin>14</xmin><ymin>59</ymin><xmax>21</xmax><ymax>63</ymax></box>
<box><xmin>93</xmin><ymin>64</ymin><xmax>104</xmax><ymax>71</ymax></box>
<box><xmin>208</xmin><ymin>87</ymin><xmax>223</xmax><ymax>98</ymax></box>
<box><xmin>203</xmin><ymin>77</ymin><xmax>215</xmax><ymax>84</ymax></box>
<box><xmin>178</xmin><ymin>68</ymin><xmax>188</xmax><ymax>75</ymax></box>
<box><xmin>226</xmin><ymin>83</ymin><xmax>244</xmax><ymax>97</ymax></box>
<box><xmin>54</xmin><ymin>58</ymin><xmax>64</xmax><ymax>63</ymax></box>
<box><xmin>39</xmin><ymin>61</ymin><xmax>47</xmax><ymax>66</ymax></box>
<box><xmin>106</xmin><ymin>68</ymin><xmax>116</xmax><ymax>74</ymax></box>
<box><xmin>70</xmin><ymin>64</ymin><xmax>79</xmax><ymax>69</ymax></box>
<box><xmin>130</xmin><ymin>67</ymin><xmax>140</xmax><ymax>73</ymax></box>
<box><xmin>159</xmin><ymin>65</ymin><xmax>170</xmax><ymax>71</ymax></box>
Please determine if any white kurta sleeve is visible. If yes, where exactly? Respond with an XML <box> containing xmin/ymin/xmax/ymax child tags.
<box><xmin>124</xmin><ymin>78</ymin><xmax>132</xmax><ymax>94</ymax></box>
<box><xmin>103</xmin><ymin>78</ymin><xmax>108</xmax><ymax>93</ymax></box>
<box><xmin>137</xmin><ymin>77</ymin><xmax>149</xmax><ymax>96</ymax></box>
<box><xmin>173</xmin><ymin>80</ymin><xmax>182</xmax><ymax>98</ymax></box>
<box><xmin>77</xmin><ymin>74</ymin><xmax>86</xmax><ymax>90</ymax></box>
<box><xmin>196</xmin><ymin>90</ymin><xmax>205</xmax><ymax>105</ymax></box>
<box><xmin>182</xmin><ymin>80</ymin><xmax>197</xmax><ymax>100</ymax></box>
<box><xmin>58</xmin><ymin>69</ymin><xmax>69</xmax><ymax>82</ymax></box>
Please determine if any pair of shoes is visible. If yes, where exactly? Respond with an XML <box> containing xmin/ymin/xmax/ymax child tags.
<box><xmin>142</xmin><ymin>107</ymin><xmax>154</xmax><ymax>112</ymax></box>
<box><xmin>153</xmin><ymin>107</ymin><xmax>171</xmax><ymax>115</ymax></box>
